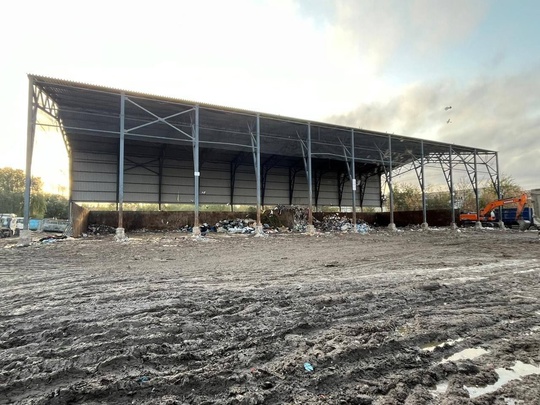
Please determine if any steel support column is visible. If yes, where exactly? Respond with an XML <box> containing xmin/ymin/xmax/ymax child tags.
<box><xmin>474</xmin><ymin>150</ymin><xmax>480</xmax><ymax>227</ymax></box>
<box><xmin>307</xmin><ymin>124</ymin><xmax>313</xmax><ymax>228</ymax></box>
<box><xmin>255</xmin><ymin>114</ymin><xmax>262</xmax><ymax>228</ymax></box>
<box><xmin>337</xmin><ymin>171</ymin><xmax>347</xmax><ymax>209</ymax></box>
<box><xmin>449</xmin><ymin>146</ymin><xmax>456</xmax><ymax>227</ymax></box>
<box><xmin>495</xmin><ymin>152</ymin><xmax>504</xmax><ymax>228</ymax></box>
<box><xmin>288</xmin><ymin>165</ymin><xmax>302</xmax><ymax>206</ymax></box>
<box><xmin>118</xmin><ymin>93</ymin><xmax>125</xmax><ymax>229</ymax></box>
<box><xmin>421</xmin><ymin>140</ymin><xmax>427</xmax><ymax>227</ymax></box>
<box><xmin>388</xmin><ymin>135</ymin><xmax>395</xmax><ymax>230</ymax></box>
<box><xmin>193</xmin><ymin>105</ymin><xmax>200</xmax><ymax>234</ymax></box>
<box><xmin>230</xmin><ymin>154</ymin><xmax>243</xmax><ymax>211</ymax></box>
<box><xmin>23</xmin><ymin>77</ymin><xmax>37</xmax><ymax>231</ymax></box>
<box><xmin>351</xmin><ymin>129</ymin><xmax>357</xmax><ymax>230</ymax></box>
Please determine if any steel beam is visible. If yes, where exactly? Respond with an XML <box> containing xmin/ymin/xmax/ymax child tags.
<box><xmin>193</xmin><ymin>105</ymin><xmax>200</xmax><ymax>233</ymax></box>
<box><xmin>307</xmin><ymin>124</ymin><xmax>313</xmax><ymax>226</ymax></box>
<box><xmin>449</xmin><ymin>147</ymin><xmax>456</xmax><ymax>227</ymax></box>
<box><xmin>23</xmin><ymin>77</ymin><xmax>37</xmax><ymax>231</ymax></box>
<box><xmin>388</xmin><ymin>135</ymin><xmax>395</xmax><ymax>229</ymax></box>
<box><xmin>351</xmin><ymin>129</ymin><xmax>357</xmax><ymax>229</ymax></box>
<box><xmin>256</xmin><ymin>114</ymin><xmax>262</xmax><ymax>227</ymax></box>
<box><xmin>421</xmin><ymin>140</ymin><xmax>427</xmax><ymax>226</ymax></box>
<box><xmin>474</xmin><ymin>150</ymin><xmax>480</xmax><ymax>224</ymax></box>
<box><xmin>118</xmin><ymin>93</ymin><xmax>126</xmax><ymax>229</ymax></box>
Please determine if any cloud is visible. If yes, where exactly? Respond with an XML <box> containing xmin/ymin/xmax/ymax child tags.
<box><xmin>326</xmin><ymin>66</ymin><xmax>540</xmax><ymax>190</ymax></box>
<box><xmin>311</xmin><ymin>0</ymin><xmax>488</xmax><ymax>70</ymax></box>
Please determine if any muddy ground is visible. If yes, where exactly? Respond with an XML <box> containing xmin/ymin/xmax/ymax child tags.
<box><xmin>1</xmin><ymin>227</ymin><xmax>539</xmax><ymax>405</ymax></box>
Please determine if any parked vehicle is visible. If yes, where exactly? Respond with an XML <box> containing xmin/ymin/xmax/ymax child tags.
<box><xmin>0</xmin><ymin>213</ymin><xmax>18</xmax><ymax>237</ymax></box>
<box><xmin>42</xmin><ymin>218</ymin><xmax>70</xmax><ymax>233</ymax></box>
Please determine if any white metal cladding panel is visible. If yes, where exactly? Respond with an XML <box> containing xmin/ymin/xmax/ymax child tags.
<box><xmin>72</xmin><ymin>151</ymin><xmax>118</xmax><ymax>202</ymax></box>
<box><xmin>160</xmin><ymin>160</ymin><xmax>196</xmax><ymax>203</ymax></box>
<box><xmin>362</xmin><ymin>176</ymin><xmax>381</xmax><ymax>207</ymax></box>
<box><xmin>262</xmin><ymin>170</ymin><xmax>293</xmax><ymax>204</ymax></box>
<box><xmin>291</xmin><ymin>176</ymin><xmax>309</xmax><ymax>205</ymax></box>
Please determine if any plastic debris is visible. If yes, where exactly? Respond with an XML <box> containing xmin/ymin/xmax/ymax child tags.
<box><xmin>304</xmin><ymin>362</ymin><xmax>314</xmax><ymax>372</ymax></box>
<box><xmin>138</xmin><ymin>376</ymin><xmax>150</xmax><ymax>383</ymax></box>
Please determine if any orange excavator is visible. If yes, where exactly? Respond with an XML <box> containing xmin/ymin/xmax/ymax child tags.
<box><xmin>459</xmin><ymin>193</ymin><xmax>529</xmax><ymax>229</ymax></box>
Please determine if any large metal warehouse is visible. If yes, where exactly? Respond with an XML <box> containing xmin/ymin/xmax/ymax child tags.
<box><xmin>22</xmin><ymin>75</ymin><xmax>502</xmax><ymax>235</ymax></box>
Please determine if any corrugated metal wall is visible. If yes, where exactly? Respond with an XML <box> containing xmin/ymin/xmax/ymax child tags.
<box><xmin>72</xmin><ymin>148</ymin><xmax>381</xmax><ymax>208</ymax></box>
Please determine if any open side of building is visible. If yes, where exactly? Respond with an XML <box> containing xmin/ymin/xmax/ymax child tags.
<box><xmin>22</xmin><ymin>75</ymin><xmax>503</xmax><ymax>236</ymax></box>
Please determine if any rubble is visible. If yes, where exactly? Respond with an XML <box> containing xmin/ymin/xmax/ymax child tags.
<box><xmin>87</xmin><ymin>224</ymin><xmax>117</xmax><ymax>235</ymax></box>
<box><xmin>86</xmin><ymin>206</ymin><xmax>373</xmax><ymax>237</ymax></box>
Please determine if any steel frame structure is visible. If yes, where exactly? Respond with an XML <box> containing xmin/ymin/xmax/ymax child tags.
<box><xmin>23</xmin><ymin>75</ymin><xmax>501</xmax><ymax>232</ymax></box>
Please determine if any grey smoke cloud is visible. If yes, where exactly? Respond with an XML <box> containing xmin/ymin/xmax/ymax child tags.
<box><xmin>326</xmin><ymin>67</ymin><xmax>540</xmax><ymax>190</ymax></box>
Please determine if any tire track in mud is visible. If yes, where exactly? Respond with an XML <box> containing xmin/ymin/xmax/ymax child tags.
<box><xmin>1</xmin><ymin>230</ymin><xmax>539</xmax><ymax>404</ymax></box>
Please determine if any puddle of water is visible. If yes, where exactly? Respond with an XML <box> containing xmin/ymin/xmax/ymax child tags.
<box><xmin>441</xmin><ymin>347</ymin><xmax>490</xmax><ymax>363</ymax></box>
<box><xmin>434</xmin><ymin>381</ymin><xmax>448</xmax><ymax>395</ymax></box>
<box><xmin>465</xmin><ymin>361</ymin><xmax>540</xmax><ymax>398</ymax></box>
<box><xmin>422</xmin><ymin>337</ymin><xmax>464</xmax><ymax>352</ymax></box>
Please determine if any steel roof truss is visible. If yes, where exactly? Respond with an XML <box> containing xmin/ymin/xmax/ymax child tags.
<box><xmin>125</xmin><ymin>96</ymin><xmax>194</xmax><ymax>141</ymax></box>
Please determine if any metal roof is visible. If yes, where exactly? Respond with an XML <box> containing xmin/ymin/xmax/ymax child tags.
<box><xmin>30</xmin><ymin>74</ymin><xmax>495</xmax><ymax>175</ymax></box>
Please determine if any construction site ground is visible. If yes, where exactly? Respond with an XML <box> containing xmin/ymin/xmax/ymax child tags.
<box><xmin>1</xmin><ymin>227</ymin><xmax>539</xmax><ymax>404</ymax></box>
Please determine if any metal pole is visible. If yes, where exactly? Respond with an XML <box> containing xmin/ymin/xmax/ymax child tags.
<box><xmin>449</xmin><ymin>146</ymin><xmax>456</xmax><ymax>228</ymax></box>
<box><xmin>118</xmin><ymin>93</ymin><xmax>125</xmax><ymax>229</ymax></box>
<box><xmin>474</xmin><ymin>150</ymin><xmax>480</xmax><ymax>226</ymax></box>
<box><xmin>421</xmin><ymin>140</ymin><xmax>427</xmax><ymax>228</ymax></box>
<box><xmin>193</xmin><ymin>105</ymin><xmax>200</xmax><ymax>234</ymax></box>
<box><xmin>351</xmin><ymin>129</ymin><xmax>357</xmax><ymax>231</ymax></box>
<box><xmin>255</xmin><ymin>114</ymin><xmax>262</xmax><ymax>230</ymax></box>
<box><xmin>388</xmin><ymin>134</ymin><xmax>395</xmax><ymax>230</ymax></box>
<box><xmin>23</xmin><ymin>77</ymin><xmax>36</xmax><ymax>231</ymax></box>
<box><xmin>307</xmin><ymin>123</ymin><xmax>314</xmax><ymax>230</ymax></box>
<box><xmin>495</xmin><ymin>152</ymin><xmax>504</xmax><ymax>228</ymax></box>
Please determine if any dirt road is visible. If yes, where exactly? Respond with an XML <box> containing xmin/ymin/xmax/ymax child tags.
<box><xmin>1</xmin><ymin>228</ymin><xmax>539</xmax><ymax>404</ymax></box>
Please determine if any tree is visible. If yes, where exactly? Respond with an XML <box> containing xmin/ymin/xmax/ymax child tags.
<box><xmin>392</xmin><ymin>183</ymin><xmax>422</xmax><ymax>211</ymax></box>
<box><xmin>45</xmin><ymin>194</ymin><xmax>69</xmax><ymax>219</ymax></box>
<box><xmin>426</xmin><ymin>187</ymin><xmax>452</xmax><ymax>209</ymax></box>
<box><xmin>0</xmin><ymin>167</ymin><xmax>46</xmax><ymax>217</ymax></box>
<box><xmin>455</xmin><ymin>175</ymin><xmax>525</xmax><ymax>213</ymax></box>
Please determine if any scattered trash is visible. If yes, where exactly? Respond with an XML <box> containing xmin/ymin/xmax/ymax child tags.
<box><xmin>86</xmin><ymin>207</ymin><xmax>374</xmax><ymax>236</ymax></box>
<box><xmin>39</xmin><ymin>235</ymin><xmax>68</xmax><ymax>244</ymax></box>
<box><xmin>137</xmin><ymin>376</ymin><xmax>150</xmax><ymax>383</ymax></box>
<box><xmin>261</xmin><ymin>381</ymin><xmax>273</xmax><ymax>389</ymax></box>
<box><xmin>87</xmin><ymin>224</ymin><xmax>116</xmax><ymax>235</ymax></box>
<box><xmin>357</xmin><ymin>222</ymin><xmax>371</xmax><ymax>234</ymax></box>
<box><xmin>304</xmin><ymin>362</ymin><xmax>314</xmax><ymax>372</ymax></box>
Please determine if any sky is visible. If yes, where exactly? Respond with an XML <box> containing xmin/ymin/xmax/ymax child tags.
<box><xmin>1</xmin><ymin>0</ymin><xmax>539</xmax><ymax>193</ymax></box>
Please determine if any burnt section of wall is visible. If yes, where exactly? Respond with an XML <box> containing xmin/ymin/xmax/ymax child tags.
<box><xmin>86</xmin><ymin>209</ymin><xmax>458</xmax><ymax>232</ymax></box>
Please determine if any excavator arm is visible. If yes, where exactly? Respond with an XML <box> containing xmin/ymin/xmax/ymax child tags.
<box><xmin>479</xmin><ymin>194</ymin><xmax>528</xmax><ymax>219</ymax></box>
<box><xmin>460</xmin><ymin>193</ymin><xmax>529</xmax><ymax>229</ymax></box>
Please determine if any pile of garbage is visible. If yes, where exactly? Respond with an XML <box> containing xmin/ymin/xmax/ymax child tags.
<box><xmin>86</xmin><ymin>206</ymin><xmax>372</xmax><ymax>236</ymax></box>
<box><xmin>87</xmin><ymin>224</ymin><xmax>116</xmax><ymax>235</ymax></box>
<box><xmin>303</xmin><ymin>213</ymin><xmax>371</xmax><ymax>234</ymax></box>
<box><xmin>291</xmin><ymin>206</ymin><xmax>309</xmax><ymax>232</ymax></box>
<box><xmin>214</xmin><ymin>218</ymin><xmax>257</xmax><ymax>234</ymax></box>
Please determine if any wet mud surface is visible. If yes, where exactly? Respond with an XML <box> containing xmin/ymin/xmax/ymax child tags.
<box><xmin>1</xmin><ymin>228</ymin><xmax>539</xmax><ymax>404</ymax></box>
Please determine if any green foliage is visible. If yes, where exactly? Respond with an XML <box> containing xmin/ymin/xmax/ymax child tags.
<box><xmin>392</xmin><ymin>183</ymin><xmax>422</xmax><ymax>211</ymax></box>
<box><xmin>0</xmin><ymin>167</ymin><xmax>57</xmax><ymax>218</ymax></box>
<box><xmin>45</xmin><ymin>194</ymin><xmax>69</xmax><ymax>218</ymax></box>
<box><xmin>456</xmin><ymin>175</ymin><xmax>525</xmax><ymax>213</ymax></box>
